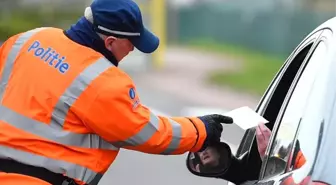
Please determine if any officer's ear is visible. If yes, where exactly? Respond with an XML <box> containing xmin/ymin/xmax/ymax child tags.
<box><xmin>104</xmin><ymin>36</ymin><xmax>118</xmax><ymax>52</ymax></box>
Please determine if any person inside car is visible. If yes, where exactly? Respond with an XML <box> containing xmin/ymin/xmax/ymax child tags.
<box><xmin>256</xmin><ymin>123</ymin><xmax>306</xmax><ymax>170</ymax></box>
<box><xmin>215</xmin><ymin>123</ymin><xmax>306</xmax><ymax>185</ymax></box>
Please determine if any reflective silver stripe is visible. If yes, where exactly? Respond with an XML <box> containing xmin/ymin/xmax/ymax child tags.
<box><xmin>161</xmin><ymin>119</ymin><xmax>182</xmax><ymax>155</ymax></box>
<box><xmin>0</xmin><ymin>145</ymin><xmax>99</xmax><ymax>183</ymax></box>
<box><xmin>97</xmin><ymin>25</ymin><xmax>141</xmax><ymax>36</ymax></box>
<box><xmin>0</xmin><ymin>28</ymin><xmax>46</xmax><ymax>102</ymax></box>
<box><xmin>0</xmin><ymin>29</ymin><xmax>117</xmax><ymax>183</ymax></box>
<box><xmin>52</xmin><ymin>57</ymin><xmax>112</xmax><ymax>128</ymax></box>
<box><xmin>0</xmin><ymin>105</ymin><xmax>118</xmax><ymax>150</ymax></box>
<box><xmin>111</xmin><ymin>111</ymin><xmax>182</xmax><ymax>154</ymax></box>
<box><xmin>0</xmin><ymin>29</ymin><xmax>118</xmax><ymax>150</ymax></box>
<box><xmin>112</xmin><ymin>111</ymin><xmax>160</xmax><ymax>147</ymax></box>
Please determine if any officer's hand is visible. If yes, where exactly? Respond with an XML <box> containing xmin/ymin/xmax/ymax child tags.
<box><xmin>198</xmin><ymin>114</ymin><xmax>233</xmax><ymax>151</ymax></box>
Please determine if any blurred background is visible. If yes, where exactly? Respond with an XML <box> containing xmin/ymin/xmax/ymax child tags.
<box><xmin>0</xmin><ymin>0</ymin><xmax>335</xmax><ymax>185</ymax></box>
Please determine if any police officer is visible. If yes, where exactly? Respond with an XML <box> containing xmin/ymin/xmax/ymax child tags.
<box><xmin>0</xmin><ymin>0</ymin><xmax>233</xmax><ymax>184</ymax></box>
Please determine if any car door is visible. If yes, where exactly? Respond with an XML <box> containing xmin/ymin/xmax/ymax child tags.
<box><xmin>254</xmin><ymin>29</ymin><xmax>334</xmax><ymax>185</ymax></box>
<box><xmin>234</xmin><ymin>29</ymin><xmax>323</xmax><ymax>159</ymax></box>
<box><xmin>227</xmin><ymin>28</ymin><xmax>328</xmax><ymax>185</ymax></box>
<box><xmin>226</xmin><ymin>29</ymin><xmax>323</xmax><ymax>185</ymax></box>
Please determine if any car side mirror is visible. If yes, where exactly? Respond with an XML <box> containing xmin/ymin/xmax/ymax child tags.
<box><xmin>186</xmin><ymin>142</ymin><xmax>233</xmax><ymax>177</ymax></box>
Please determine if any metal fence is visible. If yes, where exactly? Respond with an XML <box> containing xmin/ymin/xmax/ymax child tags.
<box><xmin>2</xmin><ymin>0</ymin><xmax>335</xmax><ymax>60</ymax></box>
<box><xmin>167</xmin><ymin>1</ymin><xmax>335</xmax><ymax>57</ymax></box>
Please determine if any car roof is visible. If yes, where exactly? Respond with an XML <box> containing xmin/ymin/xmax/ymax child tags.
<box><xmin>311</xmin><ymin>16</ymin><xmax>336</xmax><ymax>33</ymax></box>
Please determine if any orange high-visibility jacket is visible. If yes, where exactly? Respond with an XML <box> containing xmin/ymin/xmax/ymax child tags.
<box><xmin>0</xmin><ymin>27</ymin><xmax>207</xmax><ymax>185</ymax></box>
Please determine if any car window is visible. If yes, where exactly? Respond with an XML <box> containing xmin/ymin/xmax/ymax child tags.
<box><xmin>235</xmin><ymin>31</ymin><xmax>323</xmax><ymax>158</ymax></box>
<box><xmin>236</xmin><ymin>31</ymin><xmax>324</xmax><ymax>159</ymax></box>
<box><xmin>235</xmin><ymin>42</ymin><xmax>314</xmax><ymax>157</ymax></box>
<box><xmin>262</xmin><ymin>41</ymin><xmax>328</xmax><ymax>179</ymax></box>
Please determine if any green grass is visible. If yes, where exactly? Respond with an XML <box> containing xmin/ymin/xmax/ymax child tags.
<box><xmin>0</xmin><ymin>8</ymin><xmax>82</xmax><ymax>41</ymax></box>
<box><xmin>186</xmin><ymin>39</ymin><xmax>286</xmax><ymax>96</ymax></box>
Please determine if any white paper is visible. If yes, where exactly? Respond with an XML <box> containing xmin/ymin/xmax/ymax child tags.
<box><xmin>224</xmin><ymin>106</ymin><xmax>269</xmax><ymax>130</ymax></box>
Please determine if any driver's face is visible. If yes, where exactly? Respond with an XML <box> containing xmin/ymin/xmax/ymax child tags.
<box><xmin>198</xmin><ymin>146</ymin><xmax>220</xmax><ymax>166</ymax></box>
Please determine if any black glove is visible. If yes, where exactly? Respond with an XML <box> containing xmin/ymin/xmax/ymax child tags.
<box><xmin>198</xmin><ymin>114</ymin><xmax>233</xmax><ymax>151</ymax></box>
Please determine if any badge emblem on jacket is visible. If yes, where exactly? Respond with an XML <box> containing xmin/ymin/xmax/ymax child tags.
<box><xmin>129</xmin><ymin>88</ymin><xmax>140</xmax><ymax>110</ymax></box>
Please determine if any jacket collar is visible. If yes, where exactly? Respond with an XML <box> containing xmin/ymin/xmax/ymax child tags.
<box><xmin>65</xmin><ymin>17</ymin><xmax>118</xmax><ymax>66</ymax></box>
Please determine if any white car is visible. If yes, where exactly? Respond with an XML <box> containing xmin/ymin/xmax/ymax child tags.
<box><xmin>186</xmin><ymin>16</ymin><xmax>336</xmax><ymax>185</ymax></box>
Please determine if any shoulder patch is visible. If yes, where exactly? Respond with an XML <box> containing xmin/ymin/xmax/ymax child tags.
<box><xmin>129</xmin><ymin>87</ymin><xmax>136</xmax><ymax>99</ymax></box>
<box><xmin>129</xmin><ymin>87</ymin><xmax>140</xmax><ymax>110</ymax></box>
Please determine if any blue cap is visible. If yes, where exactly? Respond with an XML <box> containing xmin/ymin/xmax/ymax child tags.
<box><xmin>90</xmin><ymin>0</ymin><xmax>159</xmax><ymax>53</ymax></box>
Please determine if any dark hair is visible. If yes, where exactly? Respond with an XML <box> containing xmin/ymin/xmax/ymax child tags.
<box><xmin>192</xmin><ymin>153</ymin><xmax>201</xmax><ymax>167</ymax></box>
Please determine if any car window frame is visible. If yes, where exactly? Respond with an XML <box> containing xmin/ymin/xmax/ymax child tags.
<box><xmin>286</xmin><ymin>30</ymin><xmax>333</xmax><ymax>173</ymax></box>
<box><xmin>257</xmin><ymin>28</ymin><xmax>332</xmax><ymax>182</ymax></box>
<box><xmin>235</xmin><ymin>29</ymin><xmax>324</xmax><ymax>158</ymax></box>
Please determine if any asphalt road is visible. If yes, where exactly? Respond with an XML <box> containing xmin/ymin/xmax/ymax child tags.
<box><xmin>97</xmin><ymin>82</ymin><xmax>245</xmax><ymax>185</ymax></box>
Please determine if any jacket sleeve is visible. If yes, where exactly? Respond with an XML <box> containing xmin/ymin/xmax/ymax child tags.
<box><xmin>82</xmin><ymin>71</ymin><xmax>207</xmax><ymax>154</ymax></box>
